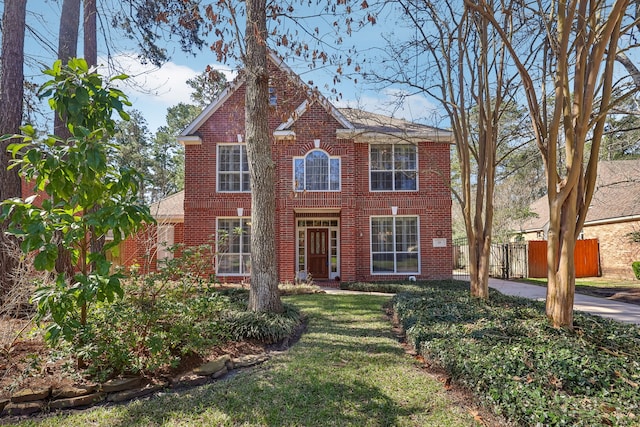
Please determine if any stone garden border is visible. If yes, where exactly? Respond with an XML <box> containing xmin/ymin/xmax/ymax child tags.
<box><xmin>0</xmin><ymin>353</ymin><xmax>270</xmax><ymax>418</ymax></box>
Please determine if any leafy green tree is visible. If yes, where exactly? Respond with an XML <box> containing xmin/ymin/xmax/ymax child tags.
<box><xmin>112</xmin><ymin>110</ymin><xmax>155</xmax><ymax>202</ymax></box>
<box><xmin>186</xmin><ymin>68</ymin><xmax>228</xmax><ymax>108</ymax></box>
<box><xmin>0</xmin><ymin>58</ymin><xmax>154</xmax><ymax>344</ymax></box>
<box><xmin>150</xmin><ymin>103</ymin><xmax>202</xmax><ymax>200</ymax></box>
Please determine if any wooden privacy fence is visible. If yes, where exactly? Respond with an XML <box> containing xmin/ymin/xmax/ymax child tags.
<box><xmin>527</xmin><ymin>239</ymin><xmax>601</xmax><ymax>278</ymax></box>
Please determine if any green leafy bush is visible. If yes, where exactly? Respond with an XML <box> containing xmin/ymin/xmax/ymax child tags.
<box><xmin>391</xmin><ymin>281</ymin><xmax>640</xmax><ymax>426</ymax></box>
<box><xmin>59</xmin><ymin>275</ymin><xmax>301</xmax><ymax>381</ymax></box>
<box><xmin>632</xmin><ymin>261</ymin><xmax>640</xmax><ymax>280</ymax></box>
<box><xmin>224</xmin><ymin>303</ymin><xmax>301</xmax><ymax>343</ymax></box>
<box><xmin>1</xmin><ymin>59</ymin><xmax>153</xmax><ymax>345</ymax></box>
<box><xmin>278</xmin><ymin>282</ymin><xmax>324</xmax><ymax>295</ymax></box>
<box><xmin>73</xmin><ymin>275</ymin><xmax>233</xmax><ymax>381</ymax></box>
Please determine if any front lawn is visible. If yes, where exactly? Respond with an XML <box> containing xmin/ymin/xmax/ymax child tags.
<box><xmin>12</xmin><ymin>293</ymin><xmax>484</xmax><ymax>426</ymax></box>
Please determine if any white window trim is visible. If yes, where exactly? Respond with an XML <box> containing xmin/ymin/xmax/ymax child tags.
<box><xmin>369</xmin><ymin>215</ymin><xmax>421</xmax><ymax>275</ymax></box>
<box><xmin>217</xmin><ymin>143</ymin><xmax>250</xmax><ymax>193</ymax></box>
<box><xmin>369</xmin><ymin>143</ymin><xmax>419</xmax><ymax>192</ymax></box>
<box><xmin>216</xmin><ymin>217</ymin><xmax>251</xmax><ymax>276</ymax></box>
<box><xmin>293</xmin><ymin>149</ymin><xmax>341</xmax><ymax>192</ymax></box>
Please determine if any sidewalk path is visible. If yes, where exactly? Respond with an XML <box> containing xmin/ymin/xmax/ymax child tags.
<box><xmin>488</xmin><ymin>278</ymin><xmax>640</xmax><ymax>325</ymax></box>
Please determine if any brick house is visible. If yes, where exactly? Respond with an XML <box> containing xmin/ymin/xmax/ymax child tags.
<box><xmin>107</xmin><ymin>191</ymin><xmax>185</xmax><ymax>272</ymax></box>
<box><xmin>520</xmin><ymin>159</ymin><xmax>640</xmax><ymax>280</ymax></box>
<box><xmin>174</xmin><ymin>52</ymin><xmax>453</xmax><ymax>283</ymax></box>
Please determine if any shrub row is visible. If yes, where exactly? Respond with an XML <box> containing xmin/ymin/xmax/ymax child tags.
<box><xmin>340</xmin><ymin>281</ymin><xmax>426</xmax><ymax>294</ymax></box>
<box><xmin>70</xmin><ymin>282</ymin><xmax>301</xmax><ymax>382</ymax></box>
<box><xmin>390</xmin><ymin>280</ymin><xmax>640</xmax><ymax>426</ymax></box>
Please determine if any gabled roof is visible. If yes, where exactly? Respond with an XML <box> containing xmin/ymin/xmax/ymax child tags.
<box><xmin>178</xmin><ymin>52</ymin><xmax>453</xmax><ymax>144</ymax></box>
<box><xmin>336</xmin><ymin>108</ymin><xmax>452</xmax><ymax>143</ymax></box>
<box><xmin>179</xmin><ymin>51</ymin><xmax>352</xmax><ymax>142</ymax></box>
<box><xmin>520</xmin><ymin>159</ymin><xmax>640</xmax><ymax>232</ymax></box>
<box><xmin>149</xmin><ymin>191</ymin><xmax>184</xmax><ymax>223</ymax></box>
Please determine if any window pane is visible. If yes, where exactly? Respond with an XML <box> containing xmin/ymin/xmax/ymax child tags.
<box><xmin>241</xmin><ymin>148</ymin><xmax>249</xmax><ymax>171</ymax></box>
<box><xmin>396</xmin><ymin>253</ymin><xmax>418</xmax><ymax>272</ymax></box>
<box><xmin>220</xmin><ymin>146</ymin><xmax>241</xmax><ymax>171</ymax></box>
<box><xmin>242</xmin><ymin>172</ymin><xmax>251</xmax><ymax>191</ymax></box>
<box><xmin>306</xmin><ymin>151</ymin><xmax>328</xmax><ymax>190</ymax></box>
<box><xmin>395</xmin><ymin>171</ymin><xmax>417</xmax><ymax>190</ymax></box>
<box><xmin>395</xmin><ymin>217</ymin><xmax>418</xmax><ymax>252</ymax></box>
<box><xmin>371</xmin><ymin>171</ymin><xmax>393</xmax><ymax>190</ymax></box>
<box><xmin>219</xmin><ymin>173</ymin><xmax>240</xmax><ymax>191</ymax></box>
<box><xmin>371</xmin><ymin>218</ymin><xmax>393</xmax><ymax>252</ymax></box>
<box><xmin>371</xmin><ymin>145</ymin><xmax>392</xmax><ymax>170</ymax></box>
<box><xmin>241</xmin><ymin>254</ymin><xmax>251</xmax><ymax>274</ymax></box>
<box><xmin>372</xmin><ymin>253</ymin><xmax>394</xmax><ymax>272</ymax></box>
<box><xmin>218</xmin><ymin>254</ymin><xmax>240</xmax><ymax>274</ymax></box>
<box><xmin>294</xmin><ymin>158</ymin><xmax>304</xmax><ymax>190</ymax></box>
<box><xmin>395</xmin><ymin>145</ymin><xmax>416</xmax><ymax>170</ymax></box>
<box><xmin>330</xmin><ymin>158</ymin><xmax>340</xmax><ymax>190</ymax></box>
<box><xmin>218</xmin><ymin>145</ymin><xmax>249</xmax><ymax>192</ymax></box>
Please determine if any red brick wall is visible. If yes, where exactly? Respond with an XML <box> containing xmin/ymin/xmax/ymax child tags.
<box><xmin>582</xmin><ymin>220</ymin><xmax>640</xmax><ymax>280</ymax></box>
<box><xmin>183</xmin><ymin>59</ymin><xmax>452</xmax><ymax>283</ymax></box>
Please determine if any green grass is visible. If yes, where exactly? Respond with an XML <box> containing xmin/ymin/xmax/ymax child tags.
<box><xmin>17</xmin><ymin>294</ymin><xmax>481</xmax><ymax>426</ymax></box>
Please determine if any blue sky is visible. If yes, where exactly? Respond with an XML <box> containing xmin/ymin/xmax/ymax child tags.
<box><xmin>14</xmin><ymin>0</ymin><xmax>441</xmax><ymax>133</ymax></box>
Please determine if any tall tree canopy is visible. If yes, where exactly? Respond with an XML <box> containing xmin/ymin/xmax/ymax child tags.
<box><xmin>470</xmin><ymin>0</ymin><xmax>639</xmax><ymax>328</ymax></box>
<box><xmin>360</xmin><ymin>0</ymin><xmax>529</xmax><ymax>298</ymax></box>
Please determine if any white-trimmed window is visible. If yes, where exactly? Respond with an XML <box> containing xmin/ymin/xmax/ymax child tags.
<box><xmin>217</xmin><ymin>218</ymin><xmax>251</xmax><ymax>275</ymax></box>
<box><xmin>294</xmin><ymin>149</ymin><xmax>341</xmax><ymax>191</ymax></box>
<box><xmin>370</xmin><ymin>144</ymin><xmax>417</xmax><ymax>191</ymax></box>
<box><xmin>370</xmin><ymin>216</ymin><xmax>419</xmax><ymax>274</ymax></box>
<box><xmin>218</xmin><ymin>144</ymin><xmax>250</xmax><ymax>192</ymax></box>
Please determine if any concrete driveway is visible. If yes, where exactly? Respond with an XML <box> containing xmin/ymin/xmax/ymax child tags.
<box><xmin>488</xmin><ymin>278</ymin><xmax>640</xmax><ymax>325</ymax></box>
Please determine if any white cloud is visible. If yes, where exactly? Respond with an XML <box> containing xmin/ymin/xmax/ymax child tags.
<box><xmin>98</xmin><ymin>53</ymin><xmax>236</xmax><ymax>131</ymax></box>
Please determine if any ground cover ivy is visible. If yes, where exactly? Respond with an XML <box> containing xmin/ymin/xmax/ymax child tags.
<box><xmin>391</xmin><ymin>280</ymin><xmax>640</xmax><ymax>426</ymax></box>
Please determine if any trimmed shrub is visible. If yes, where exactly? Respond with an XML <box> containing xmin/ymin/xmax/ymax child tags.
<box><xmin>224</xmin><ymin>304</ymin><xmax>302</xmax><ymax>344</ymax></box>
<box><xmin>632</xmin><ymin>261</ymin><xmax>640</xmax><ymax>280</ymax></box>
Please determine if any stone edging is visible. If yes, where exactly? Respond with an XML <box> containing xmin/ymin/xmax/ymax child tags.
<box><xmin>0</xmin><ymin>353</ymin><xmax>270</xmax><ymax>418</ymax></box>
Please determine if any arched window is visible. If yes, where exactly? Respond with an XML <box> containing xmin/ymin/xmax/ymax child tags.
<box><xmin>294</xmin><ymin>149</ymin><xmax>340</xmax><ymax>191</ymax></box>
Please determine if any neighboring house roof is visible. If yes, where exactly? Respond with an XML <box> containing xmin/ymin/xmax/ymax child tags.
<box><xmin>520</xmin><ymin>159</ymin><xmax>640</xmax><ymax>232</ymax></box>
<box><xmin>178</xmin><ymin>51</ymin><xmax>453</xmax><ymax>145</ymax></box>
<box><xmin>149</xmin><ymin>190</ymin><xmax>184</xmax><ymax>223</ymax></box>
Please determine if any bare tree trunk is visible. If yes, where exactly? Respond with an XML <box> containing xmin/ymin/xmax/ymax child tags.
<box><xmin>84</xmin><ymin>0</ymin><xmax>97</xmax><ymax>66</ymax></box>
<box><xmin>0</xmin><ymin>0</ymin><xmax>27</xmax><ymax>294</ymax></box>
<box><xmin>244</xmin><ymin>0</ymin><xmax>283</xmax><ymax>313</ymax></box>
<box><xmin>545</xmin><ymin>191</ymin><xmax>578</xmax><ymax>327</ymax></box>
<box><xmin>54</xmin><ymin>0</ymin><xmax>81</xmax><ymax>137</ymax></box>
